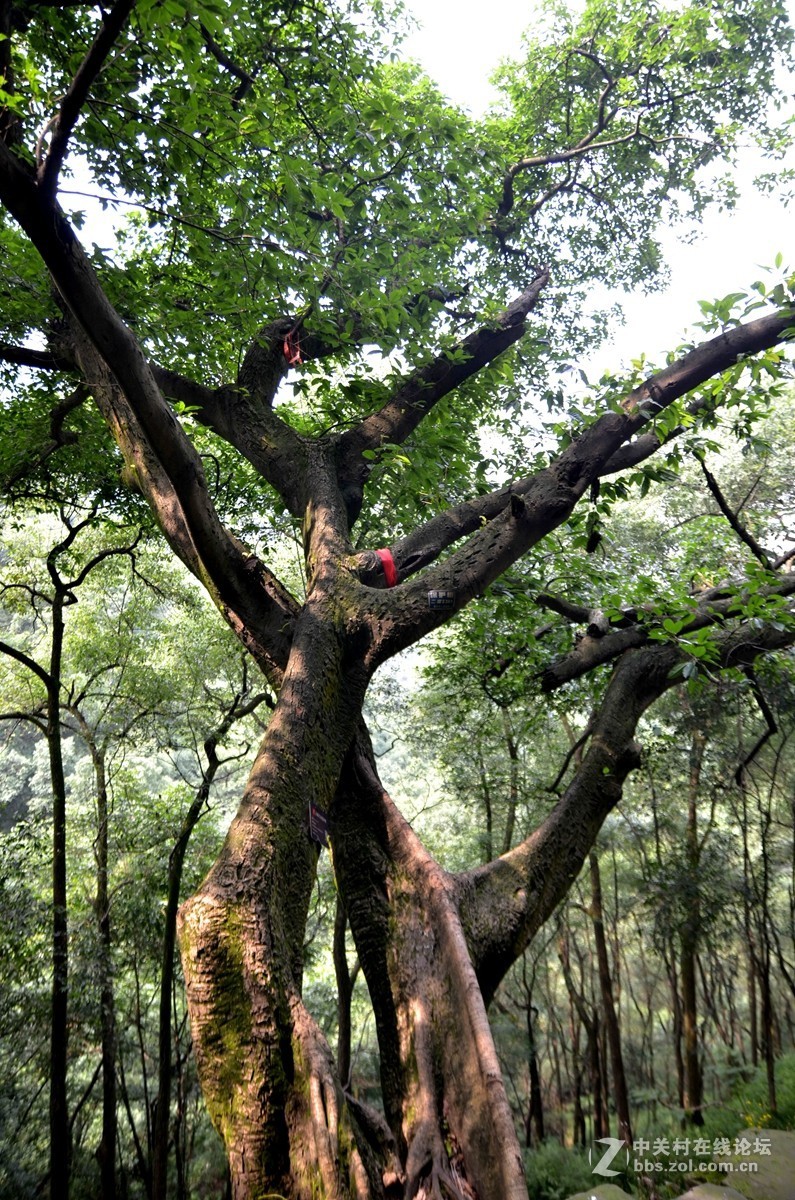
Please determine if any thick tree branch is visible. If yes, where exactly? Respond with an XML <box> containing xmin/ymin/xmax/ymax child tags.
<box><xmin>539</xmin><ymin>574</ymin><xmax>795</xmax><ymax>691</ymax></box>
<box><xmin>337</xmin><ymin>270</ymin><xmax>550</xmax><ymax>480</ymax></box>
<box><xmin>0</xmin><ymin>342</ymin><xmax>65</xmax><ymax>370</ymax></box>
<box><xmin>534</xmin><ymin>593</ymin><xmax>591</xmax><ymax>625</ymax></box>
<box><xmin>199</xmin><ymin>23</ymin><xmax>255</xmax><ymax>87</ymax></box>
<box><xmin>0</xmin><ymin>639</ymin><xmax>54</xmax><ymax>689</ymax></box>
<box><xmin>0</xmin><ymin>335</ymin><xmax>309</xmax><ymax>509</ymax></box>
<box><xmin>363</xmin><ymin>308</ymin><xmax>794</xmax><ymax>593</ymax></box>
<box><xmin>0</xmin><ymin>142</ymin><xmax>299</xmax><ymax>679</ymax></box>
<box><xmin>457</xmin><ymin>618</ymin><xmax>795</xmax><ymax>1000</ymax></box>
<box><xmin>735</xmin><ymin>668</ymin><xmax>777</xmax><ymax>784</ymax></box>
<box><xmin>37</xmin><ymin>0</ymin><xmax>137</xmax><ymax>197</ymax></box>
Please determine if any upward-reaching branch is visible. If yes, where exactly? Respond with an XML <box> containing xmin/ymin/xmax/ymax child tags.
<box><xmin>37</xmin><ymin>0</ymin><xmax>137</xmax><ymax>198</ymax></box>
<box><xmin>696</xmin><ymin>452</ymin><xmax>772</xmax><ymax>567</ymax></box>
<box><xmin>364</xmin><ymin>307</ymin><xmax>794</xmax><ymax>590</ymax></box>
<box><xmin>337</xmin><ymin>270</ymin><xmax>550</xmax><ymax>486</ymax></box>
<box><xmin>458</xmin><ymin>617</ymin><xmax>795</xmax><ymax>1001</ymax></box>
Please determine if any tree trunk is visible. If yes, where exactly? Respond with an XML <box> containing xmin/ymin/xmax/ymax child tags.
<box><xmin>92</xmin><ymin>744</ymin><xmax>117</xmax><ymax>1200</ymax></box>
<box><xmin>333</xmin><ymin>743</ymin><xmax>528</xmax><ymax>1200</ymax></box>
<box><xmin>178</xmin><ymin>608</ymin><xmax>372</xmax><ymax>1200</ymax></box>
<box><xmin>48</xmin><ymin>590</ymin><xmax>71</xmax><ymax>1200</ymax></box>
<box><xmin>500</xmin><ymin>707</ymin><xmax>519</xmax><ymax>855</ymax></box>
<box><xmin>589</xmin><ymin>849</ymin><xmax>633</xmax><ymax>1145</ymax></box>
<box><xmin>477</xmin><ymin>751</ymin><xmax>494</xmax><ymax>864</ymax></box>
<box><xmin>333</xmin><ymin>897</ymin><xmax>358</xmax><ymax>1092</ymax></box>
<box><xmin>681</xmin><ymin>729</ymin><xmax>705</xmax><ymax>1126</ymax></box>
<box><xmin>152</xmin><ymin>778</ymin><xmax>208</xmax><ymax>1200</ymax></box>
<box><xmin>558</xmin><ymin>933</ymin><xmax>607</xmax><ymax>1141</ymax></box>
<box><xmin>524</xmin><ymin>980</ymin><xmax>545</xmax><ymax>1148</ymax></box>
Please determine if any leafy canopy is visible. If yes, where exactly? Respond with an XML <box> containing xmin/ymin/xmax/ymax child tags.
<box><xmin>3</xmin><ymin>0</ymin><xmax>792</xmax><ymax>418</ymax></box>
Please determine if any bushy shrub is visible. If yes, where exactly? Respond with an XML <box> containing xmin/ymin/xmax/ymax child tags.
<box><xmin>524</xmin><ymin>1141</ymin><xmax>621</xmax><ymax>1200</ymax></box>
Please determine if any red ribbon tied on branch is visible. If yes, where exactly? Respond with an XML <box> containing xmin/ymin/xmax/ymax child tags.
<box><xmin>283</xmin><ymin>330</ymin><xmax>303</xmax><ymax>365</ymax></box>
<box><xmin>376</xmin><ymin>548</ymin><xmax>398</xmax><ymax>588</ymax></box>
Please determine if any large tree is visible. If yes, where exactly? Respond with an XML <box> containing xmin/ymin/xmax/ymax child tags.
<box><xmin>2</xmin><ymin>0</ymin><xmax>795</xmax><ymax>1196</ymax></box>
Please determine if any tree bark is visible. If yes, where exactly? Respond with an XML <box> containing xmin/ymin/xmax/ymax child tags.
<box><xmin>333</xmin><ymin>897</ymin><xmax>358</xmax><ymax>1092</ymax></box>
<box><xmin>333</xmin><ymin>740</ymin><xmax>527</xmax><ymax>1200</ymax></box>
<box><xmin>178</xmin><ymin>604</ymin><xmax>372</xmax><ymax>1200</ymax></box>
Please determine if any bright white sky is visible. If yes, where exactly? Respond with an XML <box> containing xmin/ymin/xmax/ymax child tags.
<box><xmin>400</xmin><ymin>0</ymin><xmax>794</xmax><ymax>369</ymax></box>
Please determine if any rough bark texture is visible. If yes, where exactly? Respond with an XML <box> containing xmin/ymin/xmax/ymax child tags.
<box><xmin>333</xmin><ymin>744</ymin><xmax>526</xmax><ymax>1200</ymax></box>
<box><xmin>178</xmin><ymin>598</ymin><xmax>373</xmax><ymax>1199</ymax></box>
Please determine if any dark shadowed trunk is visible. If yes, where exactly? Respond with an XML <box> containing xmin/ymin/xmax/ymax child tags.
<box><xmin>681</xmin><ymin>729</ymin><xmax>705</xmax><ymax>1126</ymax></box>
<box><xmin>90</xmin><ymin>736</ymin><xmax>117</xmax><ymax>1200</ymax></box>
<box><xmin>333</xmin><ymin>897</ymin><xmax>358</xmax><ymax>1092</ymax></box>
<box><xmin>48</xmin><ymin>585</ymin><xmax>71</xmax><ymax>1200</ymax></box>
<box><xmin>590</xmin><ymin>849</ymin><xmax>633</xmax><ymax>1145</ymax></box>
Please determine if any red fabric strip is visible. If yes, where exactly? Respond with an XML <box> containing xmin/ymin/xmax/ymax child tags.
<box><xmin>283</xmin><ymin>331</ymin><xmax>303</xmax><ymax>365</ymax></box>
<box><xmin>376</xmin><ymin>548</ymin><xmax>398</xmax><ymax>588</ymax></box>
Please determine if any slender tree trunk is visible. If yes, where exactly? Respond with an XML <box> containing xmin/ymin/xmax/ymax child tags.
<box><xmin>758</xmin><ymin>938</ymin><xmax>778</xmax><ymax>1117</ymax></box>
<box><xmin>153</xmin><ymin>748</ymin><xmax>219</xmax><ymax>1200</ymax></box>
<box><xmin>524</xmin><ymin>972</ymin><xmax>545</xmax><ymax>1148</ymax></box>
<box><xmin>558</xmin><ymin>934</ymin><xmax>607</xmax><ymax>1140</ymax></box>
<box><xmin>500</xmin><ymin>707</ymin><xmax>519</xmax><ymax>854</ymax></box>
<box><xmin>681</xmin><ymin>729</ymin><xmax>705</xmax><ymax>1126</ymax></box>
<box><xmin>66</xmin><ymin>711</ymin><xmax>118</xmax><ymax>1200</ymax></box>
<box><xmin>589</xmin><ymin>849</ymin><xmax>633</xmax><ymax>1145</ymax></box>
<box><xmin>172</xmin><ymin>991</ymin><xmax>189</xmax><ymax>1200</ymax></box>
<box><xmin>93</xmin><ymin>745</ymin><xmax>117</xmax><ymax>1200</ymax></box>
<box><xmin>48</xmin><ymin>590</ymin><xmax>71</xmax><ymax>1200</ymax></box>
<box><xmin>477</xmin><ymin>750</ymin><xmax>494</xmax><ymax>864</ymax></box>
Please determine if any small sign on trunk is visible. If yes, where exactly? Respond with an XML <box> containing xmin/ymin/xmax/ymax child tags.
<box><xmin>308</xmin><ymin>802</ymin><xmax>329</xmax><ymax>848</ymax></box>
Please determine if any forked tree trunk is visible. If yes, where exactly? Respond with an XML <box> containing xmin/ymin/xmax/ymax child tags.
<box><xmin>177</xmin><ymin>606</ymin><xmax>373</xmax><ymax>1200</ymax></box>
<box><xmin>178</xmin><ymin>616</ymin><xmax>776</xmax><ymax>1197</ymax></box>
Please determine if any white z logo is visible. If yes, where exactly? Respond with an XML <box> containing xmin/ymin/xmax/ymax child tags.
<box><xmin>589</xmin><ymin>1137</ymin><xmax>627</xmax><ymax>1177</ymax></box>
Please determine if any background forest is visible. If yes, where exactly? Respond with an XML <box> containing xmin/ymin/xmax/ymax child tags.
<box><xmin>2</xmin><ymin>387</ymin><xmax>795</xmax><ymax>1198</ymax></box>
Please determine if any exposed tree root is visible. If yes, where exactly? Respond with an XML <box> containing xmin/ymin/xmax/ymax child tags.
<box><xmin>288</xmin><ymin>999</ymin><xmax>349</xmax><ymax>1199</ymax></box>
